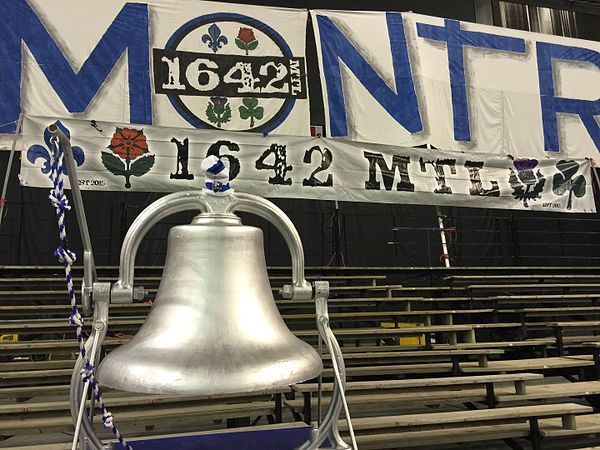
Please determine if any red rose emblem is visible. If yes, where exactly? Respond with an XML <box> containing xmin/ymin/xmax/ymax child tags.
<box><xmin>237</xmin><ymin>27</ymin><xmax>256</xmax><ymax>44</ymax></box>
<box><xmin>102</xmin><ymin>126</ymin><xmax>154</xmax><ymax>189</ymax></box>
<box><xmin>109</xmin><ymin>127</ymin><xmax>148</xmax><ymax>161</ymax></box>
<box><xmin>235</xmin><ymin>27</ymin><xmax>258</xmax><ymax>55</ymax></box>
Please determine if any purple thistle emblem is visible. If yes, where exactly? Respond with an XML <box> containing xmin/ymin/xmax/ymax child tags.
<box><xmin>513</xmin><ymin>158</ymin><xmax>539</xmax><ymax>186</ymax></box>
<box><xmin>508</xmin><ymin>157</ymin><xmax>545</xmax><ymax>207</ymax></box>
<box><xmin>210</xmin><ymin>96</ymin><xmax>228</xmax><ymax>107</ymax></box>
<box><xmin>206</xmin><ymin>96</ymin><xmax>231</xmax><ymax>128</ymax></box>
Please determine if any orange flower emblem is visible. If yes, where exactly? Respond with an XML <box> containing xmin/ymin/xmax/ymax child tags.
<box><xmin>109</xmin><ymin>127</ymin><xmax>148</xmax><ymax>160</ymax></box>
<box><xmin>102</xmin><ymin>127</ymin><xmax>154</xmax><ymax>189</ymax></box>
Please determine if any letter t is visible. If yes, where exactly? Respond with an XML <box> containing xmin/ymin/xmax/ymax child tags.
<box><xmin>417</xmin><ymin>19</ymin><xmax>526</xmax><ymax>142</ymax></box>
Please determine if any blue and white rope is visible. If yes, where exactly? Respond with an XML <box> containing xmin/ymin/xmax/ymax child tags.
<box><xmin>48</xmin><ymin>136</ymin><xmax>132</xmax><ymax>450</ymax></box>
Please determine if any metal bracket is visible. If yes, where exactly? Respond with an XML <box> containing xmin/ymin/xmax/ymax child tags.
<box><xmin>63</xmin><ymin>168</ymin><xmax>338</xmax><ymax>447</ymax></box>
<box><xmin>48</xmin><ymin>124</ymin><xmax>97</xmax><ymax>316</ymax></box>
<box><xmin>297</xmin><ymin>281</ymin><xmax>355</xmax><ymax>450</ymax></box>
<box><xmin>225</xmin><ymin>193</ymin><xmax>313</xmax><ymax>301</ymax></box>
<box><xmin>111</xmin><ymin>191</ymin><xmax>213</xmax><ymax>304</ymax></box>
<box><xmin>70</xmin><ymin>282</ymin><xmax>110</xmax><ymax>450</ymax></box>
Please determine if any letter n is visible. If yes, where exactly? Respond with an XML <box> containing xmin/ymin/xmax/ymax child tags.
<box><xmin>314</xmin><ymin>12</ymin><xmax>423</xmax><ymax>138</ymax></box>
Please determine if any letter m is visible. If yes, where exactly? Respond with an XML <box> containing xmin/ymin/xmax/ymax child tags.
<box><xmin>0</xmin><ymin>1</ymin><xmax>151</xmax><ymax>134</ymax></box>
<box><xmin>364</xmin><ymin>151</ymin><xmax>414</xmax><ymax>192</ymax></box>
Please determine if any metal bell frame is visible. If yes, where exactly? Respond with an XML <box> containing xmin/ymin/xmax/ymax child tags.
<box><xmin>48</xmin><ymin>126</ymin><xmax>357</xmax><ymax>450</ymax></box>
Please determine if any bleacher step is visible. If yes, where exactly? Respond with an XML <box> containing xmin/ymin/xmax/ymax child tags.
<box><xmin>341</xmin><ymin>403</ymin><xmax>592</xmax><ymax>431</ymax></box>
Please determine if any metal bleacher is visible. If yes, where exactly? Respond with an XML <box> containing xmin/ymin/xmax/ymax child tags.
<box><xmin>2</xmin><ymin>265</ymin><xmax>600</xmax><ymax>449</ymax></box>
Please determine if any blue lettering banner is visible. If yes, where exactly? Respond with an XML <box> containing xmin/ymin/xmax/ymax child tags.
<box><xmin>5</xmin><ymin>4</ymin><xmax>600</xmax><ymax>188</ymax></box>
<box><xmin>311</xmin><ymin>10</ymin><xmax>600</xmax><ymax>160</ymax></box>
<box><xmin>0</xmin><ymin>0</ymin><xmax>310</xmax><ymax>147</ymax></box>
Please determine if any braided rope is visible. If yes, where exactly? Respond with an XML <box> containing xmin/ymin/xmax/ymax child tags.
<box><xmin>48</xmin><ymin>136</ymin><xmax>132</xmax><ymax>450</ymax></box>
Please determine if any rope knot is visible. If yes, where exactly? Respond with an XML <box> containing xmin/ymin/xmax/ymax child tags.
<box><xmin>54</xmin><ymin>247</ymin><xmax>76</xmax><ymax>265</ymax></box>
<box><xmin>69</xmin><ymin>311</ymin><xmax>84</xmax><ymax>327</ymax></box>
<box><xmin>49</xmin><ymin>190</ymin><xmax>71</xmax><ymax>211</ymax></box>
<box><xmin>102</xmin><ymin>412</ymin><xmax>114</xmax><ymax>429</ymax></box>
<box><xmin>80</xmin><ymin>361</ymin><xmax>95</xmax><ymax>382</ymax></box>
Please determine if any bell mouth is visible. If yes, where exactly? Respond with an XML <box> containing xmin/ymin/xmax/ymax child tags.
<box><xmin>96</xmin><ymin>342</ymin><xmax>323</xmax><ymax>395</ymax></box>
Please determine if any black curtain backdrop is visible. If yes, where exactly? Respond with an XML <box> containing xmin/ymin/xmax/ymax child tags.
<box><xmin>3</xmin><ymin>151</ymin><xmax>599</xmax><ymax>268</ymax></box>
<box><xmin>1</xmin><ymin>0</ymin><xmax>599</xmax><ymax>268</ymax></box>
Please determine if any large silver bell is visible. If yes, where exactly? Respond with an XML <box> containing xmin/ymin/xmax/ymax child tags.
<box><xmin>96</xmin><ymin>214</ymin><xmax>323</xmax><ymax>395</ymax></box>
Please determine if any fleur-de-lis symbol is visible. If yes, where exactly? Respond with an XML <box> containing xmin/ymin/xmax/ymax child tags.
<box><xmin>202</xmin><ymin>23</ymin><xmax>228</xmax><ymax>53</ymax></box>
<box><xmin>27</xmin><ymin>121</ymin><xmax>85</xmax><ymax>177</ymax></box>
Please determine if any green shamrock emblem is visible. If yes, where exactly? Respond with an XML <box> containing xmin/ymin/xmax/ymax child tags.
<box><xmin>553</xmin><ymin>160</ymin><xmax>587</xmax><ymax>210</ymax></box>
<box><xmin>239</xmin><ymin>98</ymin><xmax>264</xmax><ymax>128</ymax></box>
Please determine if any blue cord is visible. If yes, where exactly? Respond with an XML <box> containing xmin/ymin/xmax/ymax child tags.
<box><xmin>48</xmin><ymin>136</ymin><xmax>132</xmax><ymax>449</ymax></box>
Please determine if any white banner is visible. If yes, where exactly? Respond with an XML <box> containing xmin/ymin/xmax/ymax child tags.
<box><xmin>20</xmin><ymin>116</ymin><xmax>596</xmax><ymax>213</ymax></box>
<box><xmin>311</xmin><ymin>10</ymin><xmax>600</xmax><ymax>159</ymax></box>
<box><xmin>0</xmin><ymin>0</ymin><xmax>309</xmax><ymax>143</ymax></box>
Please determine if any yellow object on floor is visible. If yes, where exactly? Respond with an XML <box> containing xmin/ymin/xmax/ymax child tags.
<box><xmin>0</xmin><ymin>334</ymin><xmax>18</xmax><ymax>342</ymax></box>
<box><xmin>380</xmin><ymin>322</ymin><xmax>424</xmax><ymax>345</ymax></box>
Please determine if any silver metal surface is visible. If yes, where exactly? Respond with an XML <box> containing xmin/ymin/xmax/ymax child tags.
<box><xmin>48</xmin><ymin>125</ymin><xmax>97</xmax><ymax>316</ymax></box>
<box><xmin>72</xmin><ymin>324</ymin><xmax>101</xmax><ymax>450</ymax></box>
<box><xmin>73</xmin><ymin>188</ymin><xmax>352</xmax><ymax>448</ymax></box>
<box><xmin>0</xmin><ymin>114</ymin><xmax>23</xmax><ymax>234</ymax></box>
<box><xmin>112</xmin><ymin>191</ymin><xmax>211</xmax><ymax>304</ymax></box>
<box><xmin>297</xmin><ymin>281</ymin><xmax>354</xmax><ymax>450</ymax></box>
<box><xmin>97</xmin><ymin>214</ymin><xmax>322</xmax><ymax>394</ymax></box>
<box><xmin>112</xmin><ymin>191</ymin><xmax>312</xmax><ymax>304</ymax></box>
<box><xmin>70</xmin><ymin>283</ymin><xmax>110</xmax><ymax>450</ymax></box>
<box><xmin>227</xmin><ymin>193</ymin><xmax>313</xmax><ymax>300</ymax></box>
